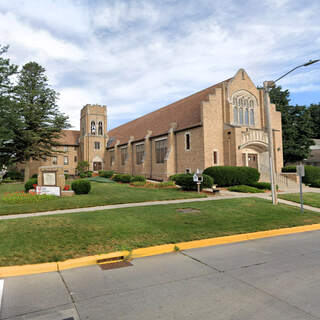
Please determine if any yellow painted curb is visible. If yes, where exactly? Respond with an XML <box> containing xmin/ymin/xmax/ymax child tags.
<box><xmin>0</xmin><ymin>262</ymin><xmax>57</xmax><ymax>278</ymax></box>
<box><xmin>2</xmin><ymin>223</ymin><xmax>320</xmax><ymax>278</ymax></box>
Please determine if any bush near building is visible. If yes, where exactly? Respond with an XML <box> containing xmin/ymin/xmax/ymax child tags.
<box><xmin>131</xmin><ymin>175</ymin><xmax>146</xmax><ymax>183</ymax></box>
<box><xmin>172</xmin><ymin>173</ymin><xmax>213</xmax><ymax>191</ymax></box>
<box><xmin>98</xmin><ymin>170</ymin><xmax>114</xmax><ymax>178</ymax></box>
<box><xmin>203</xmin><ymin>166</ymin><xmax>260</xmax><ymax>187</ymax></box>
<box><xmin>71</xmin><ymin>180</ymin><xmax>91</xmax><ymax>195</ymax></box>
<box><xmin>112</xmin><ymin>173</ymin><xmax>132</xmax><ymax>183</ymax></box>
<box><xmin>282</xmin><ymin>165</ymin><xmax>320</xmax><ymax>185</ymax></box>
<box><xmin>310</xmin><ymin>180</ymin><xmax>320</xmax><ymax>188</ymax></box>
<box><xmin>24</xmin><ymin>178</ymin><xmax>38</xmax><ymax>193</ymax></box>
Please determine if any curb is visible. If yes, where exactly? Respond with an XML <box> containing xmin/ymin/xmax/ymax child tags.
<box><xmin>2</xmin><ymin>223</ymin><xmax>320</xmax><ymax>278</ymax></box>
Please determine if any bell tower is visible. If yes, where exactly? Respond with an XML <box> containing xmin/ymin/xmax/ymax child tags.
<box><xmin>80</xmin><ymin>104</ymin><xmax>107</xmax><ymax>171</ymax></box>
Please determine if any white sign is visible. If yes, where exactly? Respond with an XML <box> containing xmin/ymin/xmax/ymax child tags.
<box><xmin>36</xmin><ymin>186</ymin><xmax>60</xmax><ymax>196</ymax></box>
<box><xmin>193</xmin><ymin>174</ymin><xmax>198</xmax><ymax>182</ymax></box>
<box><xmin>296</xmin><ymin>165</ymin><xmax>305</xmax><ymax>177</ymax></box>
<box><xmin>43</xmin><ymin>172</ymin><xmax>56</xmax><ymax>186</ymax></box>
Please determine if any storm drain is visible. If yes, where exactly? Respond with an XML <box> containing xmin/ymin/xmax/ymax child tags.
<box><xmin>99</xmin><ymin>260</ymin><xmax>133</xmax><ymax>270</ymax></box>
<box><xmin>97</xmin><ymin>256</ymin><xmax>125</xmax><ymax>264</ymax></box>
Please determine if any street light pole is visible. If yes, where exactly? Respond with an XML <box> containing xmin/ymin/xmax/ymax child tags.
<box><xmin>263</xmin><ymin>59</ymin><xmax>320</xmax><ymax>205</ymax></box>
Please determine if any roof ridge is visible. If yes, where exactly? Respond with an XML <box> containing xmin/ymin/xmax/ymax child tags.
<box><xmin>108</xmin><ymin>80</ymin><xmax>225</xmax><ymax>133</ymax></box>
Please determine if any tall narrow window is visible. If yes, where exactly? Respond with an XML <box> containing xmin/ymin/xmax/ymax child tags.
<box><xmin>244</xmin><ymin>108</ymin><xmax>249</xmax><ymax>125</ymax></box>
<box><xmin>234</xmin><ymin>107</ymin><xmax>238</xmax><ymax>124</ymax></box>
<box><xmin>239</xmin><ymin>108</ymin><xmax>244</xmax><ymax>125</ymax></box>
<box><xmin>110</xmin><ymin>150</ymin><xmax>115</xmax><ymax>166</ymax></box>
<box><xmin>250</xmin><ymin>109</ymin><xmax>255</xmax><ymax>125</ymax></box>
<box><xmin>91</xmin><ymin>121</ymin><xmax>96</xmax><ymax>135</ymax></box>
<box><xmin>52</xmin><ymin>156</ymin><xmax>57</xmax><ymax>165</ymax></box>
<box><xmin>121</xmin><ymin>147</ymin><xmax>128</xmax><ymax>165</ymax></box>
<box><xmin>185</xmin><ymin>133</ymin><xmax>191</xmax><ymax>150</ymax></box>
<box><xmin>136</xmin><ymin>144</ymin><xmax>145</xmax><ymax>164</ymax></box>
<box><xmin>64</xmin><ymin>156</ymin><xmax>68</xmax><ymax>165</ymax></box>
<box><xmin>74</xmin><ymin>156</ymin><xmax>77</xmax><ymax>162</ymax></box>
<box><xmin>155</xmin><ymin>139</ymin><xmax>167</xmax><ymax>163</ymax></box>
<box><xmin>98</xmin><ymin>121</ymin><xmax>103</xmax><ymax>135</ymax></box>
<box><xmin>213</xmin><ymin>151</ymin><xmax>218</xmax><ymax>165</ymax></box>
<box><xmin>64</xmin><ymin>146</ymin><xmax>68</xmax><ymax>152</ymax></box>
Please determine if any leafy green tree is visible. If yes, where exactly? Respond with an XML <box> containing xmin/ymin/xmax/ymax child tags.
<box><xmin>269</xmin><ymin>86</ymin><xmax>314</xmax><ymax>165</ymax></box>
<box><xmin>76</xmin><ymin>160</ymin><xmax>89</xmax><ymax>175</ymax></box>
<box><xmin>0</xmin><ymin>45</ymin><xmax>19</xmax><ymax>169</ymax></box>
<box><xmin>309</xmin><ymin>103</ymin><xmax>320</xmax><ymax>138</ymax></box>
<box><xmin>13</xmin><ymin>61</ymin><xmax>70</xmax><ymax>181</ymax></box>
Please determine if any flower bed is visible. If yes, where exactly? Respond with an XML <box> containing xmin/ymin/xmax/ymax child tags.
<box><xmin>2</xmin><ymin>191</ymin><xmax>57</xmax><ymax>204</ymax></box>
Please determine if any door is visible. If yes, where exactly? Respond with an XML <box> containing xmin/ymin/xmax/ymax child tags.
<box><xmin>248</xmin><ymin>154</ymin><xmax>258</xmax><ymax>169</ymax></box>
<box><xmin>93</xmin><ymin>162</ymin><xmax>102</xmax><ymax>171</ymax></box>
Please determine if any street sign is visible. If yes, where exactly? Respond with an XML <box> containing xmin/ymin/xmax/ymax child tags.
<box><xmin>36</xmin><ymin>186</ymin><xmax>60</xmax><ymax>196</ymax></box>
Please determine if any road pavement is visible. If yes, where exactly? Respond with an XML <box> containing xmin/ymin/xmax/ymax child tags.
<box><xmin>1</xmin><ymin>230</ymin><xmax>320</xmax><ymax>319</ymax></box>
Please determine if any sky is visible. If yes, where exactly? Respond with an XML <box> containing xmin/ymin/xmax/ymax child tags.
<box><xmin>0</xmin><ymin>0</ymin><xmax>319</xmax><ymax>130</ymax></box>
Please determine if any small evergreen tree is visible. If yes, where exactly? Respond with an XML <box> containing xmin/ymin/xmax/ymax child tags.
<box><xmin>13</xmin><ymin>62</ymin><xmax>70</xmax><ymax>181</ymax></box>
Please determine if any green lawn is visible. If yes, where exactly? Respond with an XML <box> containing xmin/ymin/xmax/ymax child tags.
<box><xmin>279</xmin><ymin>192</ymin><xmax>320</xmax><ymax>208</ymax></box>
<box><xmin>1</xmin><ymin>197</ymin><xmax>320</xmax><ymax>266</ymax></box>
<box><xmin>0</xmin><ymin>181</ymin><xmax>205</xmax><ymax>216</ymax></box>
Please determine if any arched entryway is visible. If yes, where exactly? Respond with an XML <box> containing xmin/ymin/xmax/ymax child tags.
<box><xmin>92</xmin><ymin>156</ymin><xmax>103</xmax><ymax>172</ymax></box>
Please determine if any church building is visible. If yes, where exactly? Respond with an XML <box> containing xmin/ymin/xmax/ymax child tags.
<box><xmin>22</xmin><ymin>69</ymin><xmax>283</xmax><ymax>180</ymax></box>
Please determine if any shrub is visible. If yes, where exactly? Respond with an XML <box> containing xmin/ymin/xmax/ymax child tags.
<box><xmin>120</xmin><ymin>174</ymin><xmax>132</xmax><ymax>183</ymax></box>
<box><xmin>71</xmin><ymin>180</ymin><xmax>91</xmax><ymax>194</ymax></box>
<box><xmin>310</xmin><ymin>180</ymin><xmax>320</xmax><ymax>188</ymax></box>
<box><xmin>31</xmin><ymin>173</ymin><xmax>38</xmax><ymax>179</ymax></box>
<box><xmin>76</xmin><ymin>160</ymin><xmax>89</xmax><ymax>175</ymax></box>
<box><xmin>303</xmin><ymin>166</ymin><xmax>320</xmax><ymax>185</ymax></box>
<box><xmin>281</xmin><ymin>166</ymin><xmax>296</xmax><ymax>173</ymax></box>
<box><xmin>4</xmin><ymin>170</ymin><xmax>23</xmax><ymax>180</ymax></box>
<box><xmin>99</xmin><ymin>170</ymin><xmax>114</xmax><ymax>178</ymax></box>
<box><xmin>249</xmin><ymin>181</ymin><xmax>279</xmax><ymax>191</ymax></box>
<box><xmin>203</xmin><ymin>166</ymin><xmax>260</xmax><ymax>187</ymax></box>
<box><xmin>24</xmin><ymin>178</ymin><xmax>38</xmax><ymax>193</ymax></box>
<box><xmin>228</xmin><ymin>185</ymin><xmax>264</xmax><ymax>193</ymax></box>
<box><xmin>79</xmin><ymin>172</ymin><xmax>86</xmax><ymax>179</ymax></box>
<box><xmin>174</xmin><ymin>173</ymin><xmax>213</xmax><ymax>191</ymax></box>
<box><xmin>169</xmin><ymin>174</ymin><xmax>180</xmax><ymax>182</ymax></box>
<box><xmin>131</xmin><ymin>175</ymin><xmax>146</xmax><ymax>182</ymax></box>
<box><xmin>85</xmin><ymin>171</ymin><xmax>93</xmax><ymax>177</ymax></box>
<box><xmin>112</xmin><ymin>174</ymin><xmax>123</xmax><ymax>182</ymax></box>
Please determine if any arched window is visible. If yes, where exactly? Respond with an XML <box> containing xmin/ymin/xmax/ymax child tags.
<box><xmin>233</xmin><ymin>97</ymin><xmax>237</xmax><ymax>105</ymax></box>
<box><xmin>245</xmin><ymin>108</ymin><xmax>249</xmax><ymax>125</ymax></box>
<box><xmin>98</xmin><ymin>121</ymin><xmax>103</xmax><ymax>135</ymax></box>
<box><xmin>233</xmin><ymin>107</ymin><xmax>238</xmax><ymax>124</ymax></box>
<box><xmin>91</xmin><ymin>121</ymin><xmax>96</xmax><ymax>135</ymax></box>
<box><xmin>239</xmin><ymin>108</ymin><xmax>244</xmax><ymax>125</ymax></box>
<box><xmin>250</xmin><ymin>109</ymin><xmax>255</xmax><ymax>125</ymax></box>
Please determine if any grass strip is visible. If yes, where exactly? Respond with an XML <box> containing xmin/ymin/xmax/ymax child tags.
<box><xmin>1</xmin><ymin>197</ymin><xmax>320</xmax><ymax>266</ymax></box>
<box><xmin>279</xmin><ymin>192</ymin><xmax>320</xmax><ymax>208</ymax></box>
<box><xmin>0</xmin><ymin>181</ymin><xmax>205</xmax><ymax>216</ymax></box>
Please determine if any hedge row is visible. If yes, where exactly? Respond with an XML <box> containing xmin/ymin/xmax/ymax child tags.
<box><xmin>98</xmin><ymin>170</ymin><xmax>114</xmax><ymax>178</ymax></box>
<box><xmin>282</xmin><ymin>165</ymin><xmax>320</xmax><ymax>185</ymax></box>
<box><xmin>203</xmin><ymin>166</ymin><xmax>260</xmax><ymax>187</ymax></box>
<box><xmin>112</xmin><ymin>173</ymin><xmax>146</xmax><ymax>183</ymax></box>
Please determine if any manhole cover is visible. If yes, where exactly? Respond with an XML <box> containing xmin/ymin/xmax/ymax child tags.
<box><xmin>99</xmin><ymin>260</ymin><xmax>133</xmax><ymax>270</ymax></box>
<box><xmin>177</xmin><ymin>208</ymin><xmax>201</xmax><ymax>213</ymax></box>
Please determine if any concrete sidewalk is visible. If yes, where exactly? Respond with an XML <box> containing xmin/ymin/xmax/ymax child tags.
<box><xmin>1</xmin><ymin>187</ymin><xmax>320</xmax><ymax>220</ymax></box>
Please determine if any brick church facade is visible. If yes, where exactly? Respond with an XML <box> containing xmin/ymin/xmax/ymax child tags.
<box><xmin>21</xmin><ymin>69</ymin><xmax>283</xmax><ymax>180</ymax></box>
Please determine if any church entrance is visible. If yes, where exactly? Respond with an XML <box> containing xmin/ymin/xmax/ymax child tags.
<box><xmin>93</xmin><ymin>162</ymin><xmax>102</xmax><ymax>171</ymax></box>
<box><xmin>248</xmin><ymin>153</ymin><xmax>258</xmax><ymax>169</ymax></box>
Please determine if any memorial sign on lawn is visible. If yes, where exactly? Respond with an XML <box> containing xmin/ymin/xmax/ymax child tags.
<box><xmin>37</xmin><ymin>165</ymin><xmax>65</xmax><ymax>196</ymax></box>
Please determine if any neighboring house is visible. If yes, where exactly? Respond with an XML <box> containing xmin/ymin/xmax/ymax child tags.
<box><xmin>18</xmin><ymin>69</ymin><xmax>283</xmax><ymax>181</ymax></box>
<box><xmin>303</xmin><ymin>139</ymin><xmax>320</xmax><ymax>167</ymax></box>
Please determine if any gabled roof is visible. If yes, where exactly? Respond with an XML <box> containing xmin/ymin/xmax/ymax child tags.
<box><xmin>107</xmin><ymin>79</ymin><xmax>228</xmax><ymax>147</ymax></box>
<box><xmin>57</xmin><ymin>130</ymin><xmax>80</xmax><ymax>146</ymax></box>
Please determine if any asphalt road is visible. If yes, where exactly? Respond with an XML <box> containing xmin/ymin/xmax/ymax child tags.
<box><xmin>1</xmin><ymin>230</ymin><xmax>320</xmax><ymax>320</ymax></box>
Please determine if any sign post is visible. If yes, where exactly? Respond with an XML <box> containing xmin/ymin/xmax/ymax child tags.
<box><xmin>194</xmin><ymin>169</ymin><xmax>203</xmax><ymax>194</ymax></box>
<box><xmin>296</xmin><ymin>164</ymin><xmax>305</xmax><ymax>214</ymax></box>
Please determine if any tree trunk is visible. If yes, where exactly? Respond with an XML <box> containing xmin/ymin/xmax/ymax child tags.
<box><xmin>24</xmin><ymin>160</ymin><xmax>30</xmax><ymax>182</ymax></box>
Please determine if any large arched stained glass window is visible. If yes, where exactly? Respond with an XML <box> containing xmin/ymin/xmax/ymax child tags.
<box><xmin>231</xmin><ymin>91</ymin><xmax>257</xmax><ymax>127</ymax></box>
